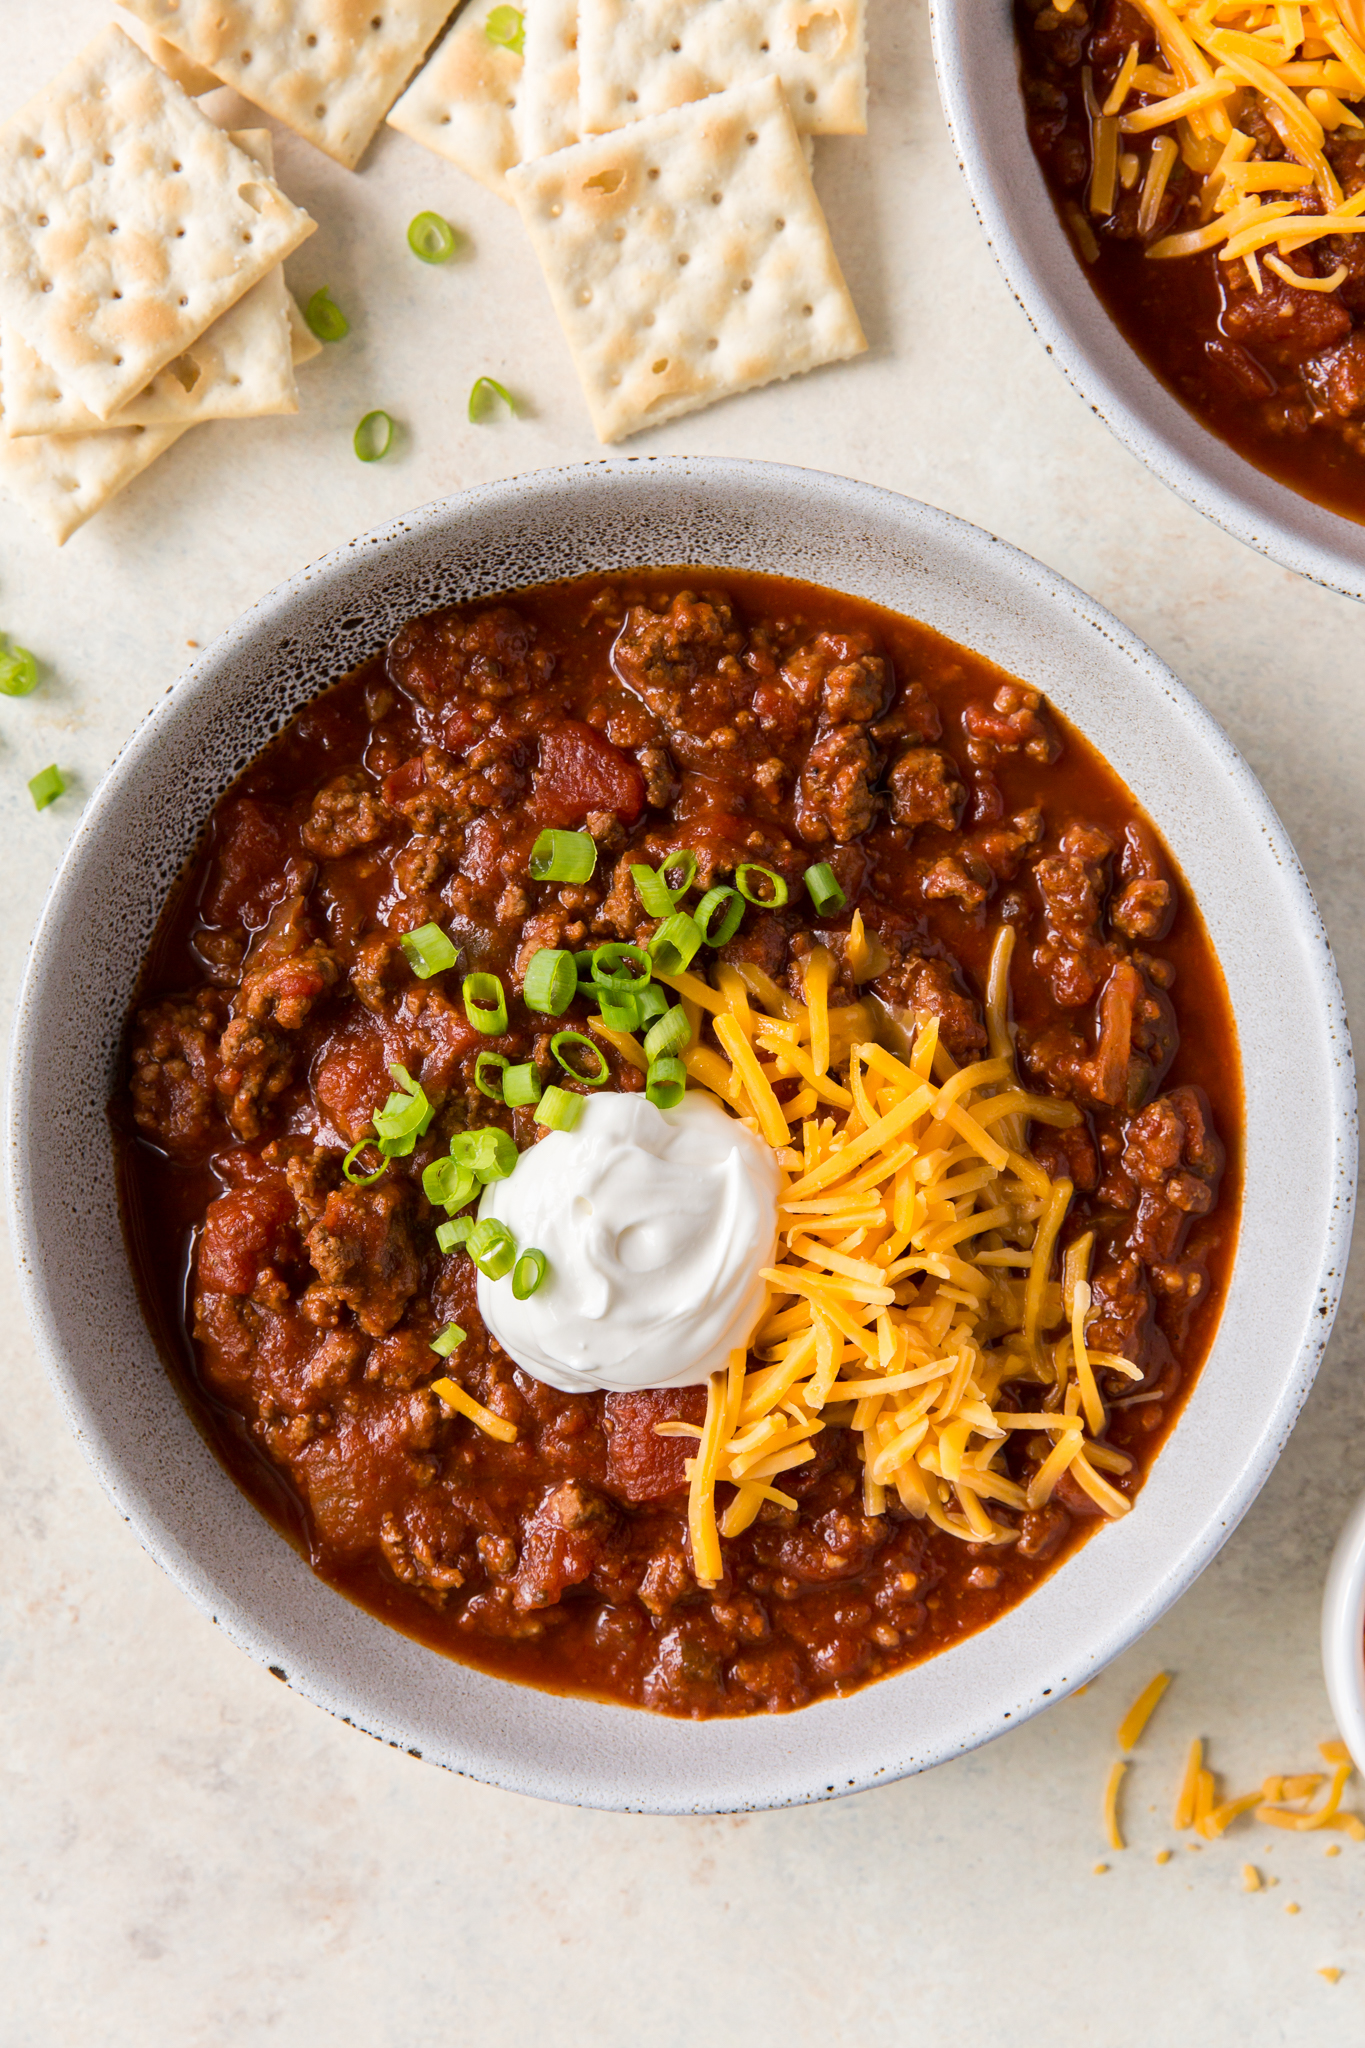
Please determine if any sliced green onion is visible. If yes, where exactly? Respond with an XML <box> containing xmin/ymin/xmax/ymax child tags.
<box><xmin>597</xmin><ymin>991</ymin><xmax>639</xmax><ymax>1032</ymax></box>
<box><xmin>463</xmin><ymin>972</ymin><xmax>509</xmax><ymax>1035</ymax></box>
<box><xmin>804</xmin><ymin>862</ymin><xmax>847</xmax><ymax>915</ymax></box>
<box><xmin>528</xmin><ymin>828</ymin><xmax>596</xmax><ymax>883</ymax></box>
<box><xmin>468</xmin><ymin>374</ymin><xmax>517</xmax><ymax>422</ymax></box>
<box><xmin>660</xmin><ymin>849</ymin><xmax>698</xmax><ymax>899</ymax></box>
<box><xmin>646</xmin><ymin>1057</ymin><xmax>687</xmax><ymax>1111</ymax></box>
<box><xmin>735</xmin><ymin>862</ymin><xmax>789</xmax><ymax>907</ymax></box>
<box><xmin>342</xmin><ymin>1135</ymin><xmax>388</xmax><ymax>1185</ymax></box>
<box><xmin>512</xmin><ymin>1248</ymin><xmax>547</xmax><ymax>1300</ymax></box>
<box><xmin>467</xmin><ymin>1217</ymin><xmax>517</xmax><ymax>1281</ymax></box>
<box><xmin>590</xmin><ymin>942</ymin><xmax>650</xmax><ymax>994</ymax></box>
<box><xmin>436</xmin><ymin>1216</ymin><xmax>474</xmax><ymax>1253</ymax></box>
<box><xmin>422</xmin><ymin>1156</ymin><xmax>477</xmax><ymax>1212</ymax></box>
<box><xmin>536</xmin><ymin>1085</ymin><xmax>584</xmax><ymax>1131</ymax></box>
<box><xmin>0</xmin><ymin>645</ymin><xmax>39</xmax><ymax>696</ymax></box>
<box><xmin>484</xmin><ymin>4</ymin><xmax>525</xmax><ymax>54</ymax></box>
<box><xmin>400</xmin><ymin>922</ymin><xmax>459</xmax><ymax>979</ymax></box>
<box><xmin>354</xmin><ymin>409</ymin><xmax>396</xmax><ymax>462</ymax></box>
<box><xmin>502</xmin><ymin>1061</ymin><xmax>542</xmax><ymax>1108</ymax></box>
<box><xmin>694</xmin><ymin>885</ymin><xmax>744</xmax><ymax>947</ymax></box>
<box><xmin>304</xmin><ymin>286</ymin><xmax>349</xmax><ymax>342</ymax></box>
<box><xmin>631</xmin><ymin>863</ymin><xmax>675</xmax><ymax>918</ymax></box>
<box><xmin>644</xmin><ymin>1005</ymin><xmax>692</xmax><ymax>1061</ymax></box>
<box><xmin>373</xmin><ymin>1064</ymin><xmax>432</xmax><ymax>1143</ymax></box>
<box><xmin>430</xmin><ymin>1322</ymin><xmax>466</xmax><ymax>1357</ymax></box>
<box><xmin>474</xmin><ymin>1051</ymin><xmax>509</xmax><ymax>1100</ymax></box>
<box><xmin>450</xmin><ymin>1126</ymin><xmax>519</xmax><ymax>1181</ymax></box>
<box><xmin>523</xmin><ymin>946</ymin><xmax>577</xmax><ymax>1014</ymax></box>
<box><xmin>634</xmin><ymin>984</ymin><xmax>670</xmax><ymax>1026</ymax></box>
<box><xmin>28</xmin><ymin>763</ymin><xmax>65</xmax><ymax>811</ymax></box>
<box><xmin>551</xmin><ymin>1030</ymin><xmax>609</xmax><ymax>1087</ymax></box>
<box><xmin>648</xmin><ymin>912</ymin><xmax>702</xmax><ymax>976</ymax></box>
<box><xmin>574</xmin><ymin>949</ymin><xmax>600</xmax><ymax>986</ymax></box>
<box><xmin>407</xmin><ymin>210</ymin><xmax>458</xmax><ymax>263</ymax></box>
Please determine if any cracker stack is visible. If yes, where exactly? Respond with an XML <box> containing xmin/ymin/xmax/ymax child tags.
<box><xmin>390</xmin><ymin>0</ymin><xmax>868</xmax><ymax>439</ymax></box>
<box><xmin>0</xmin><ymin>26</ymin><xmax>318</xmax><ymax>543</ymax></box>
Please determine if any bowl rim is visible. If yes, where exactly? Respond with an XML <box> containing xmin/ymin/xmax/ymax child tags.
<box><xmin>1322</xmin><ymin>1489</ymin><xmax>1365</xmax><ymax>1774</ymax></box>
<box><xmin>927</xmin><ymin>0</ymin><xmax>1365</xmax><ymax>604</ymax></box>
<box><xmin>5</xmin><ymin>455</ymin><xmax>1358</xmax><ymax>1812</ymax></box>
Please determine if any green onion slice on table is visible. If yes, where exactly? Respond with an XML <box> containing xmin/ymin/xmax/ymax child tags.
<box><xmin>468</xmin><ymin>375</ymin><xmax>517</xmax><ymax>423</ymax></box>
<box><xmin>303</xmin><ymin>287</ymin><xmax>349</xmax><ymax>342</ymax></box>
<box><xmin>0</xmin><ymin>645</ymin><xmax>39</xmax><ymax>696</ymax></box>
<box><xmin>407</xmin><ymin>211</ymin><xmax>458</xmax><ymax>263</ymax></box>
<box><xmin>28</xmin><ymin>764</ymin><xmax>65</xmax><ymax>811</ymax></box>
<box><xmin>484</xmin><ymin>5</ymin><xmax>525</xmax><ymax>54</ymax></box>
<box><xmin>354</xmin><ymin>410</ymin><xmax>396</xmax><ymax>462</ymax></box>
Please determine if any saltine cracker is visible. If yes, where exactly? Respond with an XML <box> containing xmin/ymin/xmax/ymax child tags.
<box><xmin>517</xmin><ymin>0</ymin><xmax>582</xmax><ymax>163</ymax></box>
<box><xmin>123</xmin><ymin>0</ymin><xmax>455</xmax><ymax>170</ymax></box>
<box><xmin>507</xmin><ymin>76</ymin><xmax>864</xmax><ymax>443</ymax></box>
<box><xmin>0</xmin><ymin>393</ymin><xmax>186</xmax><ymax>546</ymax></box>
<box><xmin>0</xmin><ymin>27</ymin><xmax>313</xmax><ymax>423</ymax></box>
<box><xmin>387</xmin><ymin>0</ymin><xmax>523</xmax><ymax>199</ymax></box>
<box><xmin>578</xmin><ymin>0</ymin><xmax>867</xmax><ymax>137</ymax></box>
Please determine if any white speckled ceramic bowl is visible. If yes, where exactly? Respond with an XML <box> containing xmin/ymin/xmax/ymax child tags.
<box><xmin>6</xmin><ymin>458</ymin><xmax>1356</xmax><ymax>1812</ymax></box>
<box><xmin>929</xmin><ymin>2</ymin><xmax>1365</xmax><ymax>602</ymax></box>
<box><xmin>1323</xmin><ymin>1491</ymin><xmax>1365</xmax><ymax>1774</ymax></box>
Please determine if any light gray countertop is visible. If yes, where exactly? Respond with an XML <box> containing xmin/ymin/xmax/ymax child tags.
<box><xmin>3</xmin><ymin>4</ymin><xmax>1363</xmax><ymax>2041</ymax></box>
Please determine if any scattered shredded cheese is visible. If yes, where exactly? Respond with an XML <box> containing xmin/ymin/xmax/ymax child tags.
<box><xmin>430</xmin><ymin>1375</ymin><xmax>518</xmax><ymax>1444</ymax></box>
<box><xmin>673</xmin><ymin>930</ymin><xmax>1134</xmax><ymax>1585</ymax></box>
<box><xmin>1104</xmin><ymin>1759</ymin><xmax>1129</xmax><ymax>1849</ymax></box>
<box><xmin>1117</xmin><ymin>1669</ymin><xmax>1172</xmax><ymax>1751</ymax></box>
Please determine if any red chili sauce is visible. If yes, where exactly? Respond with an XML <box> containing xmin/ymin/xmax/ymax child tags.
<box><xmin>116</xmin><ymin>571</ymin><xmax>1242</xmax><ymax>1717</ymax></box>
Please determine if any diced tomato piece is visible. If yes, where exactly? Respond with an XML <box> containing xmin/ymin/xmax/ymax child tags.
<box><xmin>381</xmin><ymin>755</ymin><xmax>426</xmax><ymax>807</ymax></box>
<box><xmin>198</xmin><ymin>1181</ymin><xmax>297</xmax><ymax>1294</ymax></box>
<box><xmin>201</xmin><ymin>800</ymin><xmax>295</xmax><ymax>929</ymax></box>
<box><xmin>603</xmin><ymin>1387</ymin><xmax>707</xmax><ymax>1502</ymax></box>
<box><xmin>531</xmin><ymin>719</ymin><xmax>645</xmax><ymax>826</ymax></box>
<box><xmin>312</xmin><ymin>1022</ymin><xmax>390</xmax><ymax>1143</ymax></box>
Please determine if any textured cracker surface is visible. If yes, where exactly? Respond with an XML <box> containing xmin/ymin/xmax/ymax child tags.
<box><xmin>517</xmin><ymin>0</ymin><xmax>582</xmax><ymax>162</ymax></box>
<box><xmin>1</xmin><ymin>131</ymin><xmax>297</xmax><ymax>436</ymax></box>
<box><xmin>508</xmin><ymin>76</ymin><xmax>865</xmax><ymax>442</ymax></box>
<box><xmin>123</xmin><ymin>0</ymin><xmax>455</xmax><ymax>168</ymax></box>
<box><xmin>0</xmin><ymin>393</ymin><xmax>185</xmax><ymax>544</ymax></box>
<box><xmin>0</xmin><ymin>26</ymin><xmax>313</xmax><ymax>421</ymax></box>
<box><xmin>387</xmin><ymin>0</ymin><xmax>523</xmax><ymax>198</ymax></box>
<box><xmin>578</xmin><ymin>0</ymin><xmax>867</xmax><ymax>136</ymax></box>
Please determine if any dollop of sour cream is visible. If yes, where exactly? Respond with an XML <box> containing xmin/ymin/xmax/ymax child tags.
<box><xmin>476</xmin><ymin>1090</ymin><xmax>780</xmax><ymax>1396</ymax></box>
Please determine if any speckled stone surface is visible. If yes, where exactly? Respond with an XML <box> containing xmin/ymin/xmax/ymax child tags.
<box><xmin>2</xmin><ymin>3</ymin><xmax>1363</xmax><ymax>2039</ymax></box>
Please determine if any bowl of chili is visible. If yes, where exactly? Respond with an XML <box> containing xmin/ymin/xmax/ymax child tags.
<box><xmin>931</xmin><ymin>0</ymin><xmax>1365</xmax><ymax>601</ymax></box>
<box><xmin>6</xmin><ymin>457</ymin><xmax>1355</xmax><ymax>1811</ymax></box>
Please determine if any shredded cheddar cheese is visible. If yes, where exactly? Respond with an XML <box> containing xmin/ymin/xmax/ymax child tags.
<box><xmin>1096</xmin><ymin>3</ymin><xmax>1365</xmax><ymax>286</ymax></box>
<box><xmin>669</xmin><ymin>928</ymin><xmax>1141</xmax><ymax>1587</ymax></box>
<box><xmin>1117</xmin><ymin>1670</ymin><xmax>1172</xmax><ymax>1752</ymax></box>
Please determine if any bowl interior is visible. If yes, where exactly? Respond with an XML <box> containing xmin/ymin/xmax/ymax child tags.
<box><xmin>929</xmin><ymin>1</ymin><xmax>1365</xmax><ymax>602</ymax></box>
<box><xmin>6</xmin><ymin>457</ymin><xmax>1355</xmax><ymax>1812</ymax></box>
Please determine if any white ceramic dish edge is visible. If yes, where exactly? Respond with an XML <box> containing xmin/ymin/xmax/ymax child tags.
<box><xmin>929</xmin><ymin>1</ymin><xmax>1365</xmax><ymax>603</ymax></box>
<box><xmin>5</xmin><ymin>456</ymin><xmax>1357</xmax><ymax>1813</ymax></box>
<box><xmin>1322</xmin><ymin>1491</ymin><xmax>1365</xmax><ymax>1774</ymax></box>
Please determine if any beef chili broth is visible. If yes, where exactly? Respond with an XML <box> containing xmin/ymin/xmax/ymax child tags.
<box><xmin>1018</xmin><ymin>0</ymin><xmax>1365</xmax><ymax>526</ymax></box>
<box><xmin>117</xmin><ymin>572</ymin><xmax>1240</xmax><ymax>1718</ymax></box>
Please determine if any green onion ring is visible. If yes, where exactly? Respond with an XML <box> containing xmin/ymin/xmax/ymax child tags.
<box><xmin>468</xmin><ymin>375</ymin><xmax>517</xmax><ymax>423</ymax></box>
<box><xmin>373</xmin><ymin>1064</ymin><xmax>431</xmax><ymax>1142</ymax></box>
<box><xmin>647</xmin><ymin>912</ymin><xmax>703</xmax><ymax>976</ymax></box>
<box><xmin>522</xmin><ymin>946</ymin><xmax>578</xmax><ymax>1014</ymax></box>
<box><xmin>422</xmin><ymin>1156</ymin><xmax>478</xmax><ymax>1211</ymax></box>
<box><xmin>354</xmin><ymin>410</ymin><xmax>396</xmax><ymax>462</ymax></box>
<box><xmin>430</xmin><ymin>1322</ymin><xmax>467</xmax><ymax>1356</ymax></box>
<box><xmin>590</xmin><ymin>942</ymin><xmax>650</xmax><ymax>994</ymax></box>
<box><xmin>484</xmin><ymin>4</ymin><xmax>525</xmax><ymax>54</ymax></box>
<box><xmin>643</xmin><ymin>1006</ymin><xmax>692</xmax><ymax>1062</ymax></box>
<box><xmin>630</xmin><ymin>862</ymin><xmax>675</xmax><ymax>918</ymax></box>
<box><xmin>435</xmin><ymin>1218</ymin><xmax>473</xmax><ymax>1254</ymax></box>
<box><xmin>646</xmin><ymin>1057</ymin><xmax>687</xmax><ymax>1111</ymax></box>
<box><xmin>596</xmin><ymin>991</ymin><xmax>640</xmax><ymax>1033</ymax></box>
<box><xmin>551</xmin><ymin>1029</ymin><xmax>610</xmax><ymax>1087</ymax></box>
<box><xmin>342</xmin><ymin>1135</ymin><xmax>388</xmax><ymax>1186</ymax></box>
<box><xmin>536</xmin><ymin>1085</ymin><xmax>584</xmax><ymax>1132</ymax></box>
<box><xmin>400</xmin><ymin>922</ymin><xmax>459</xmax><ymax>978</ymax></box>
<box><xmin>512</xmin><ymin>1248</ymin><xmax>547</xmax><ymax>1300</ymax></box>
<box><xmin>0</xmin><ymin>645</ymin><xmax>39</xmax><ymax>697</ymax></box>
<box><xmin>303</xmin><ymin>286</ymin><xmax>349</xmax><ymax>343</ymax></box>
<box><xmin>634</xmin><ymin>984</ymin><xmax>670</xmax><ymax>1026</ymax></box>
<box><xmin>407</xmin><ymin>210</ymin><xmax>458</xmax><ymax>263</ymax></box>
<box><xmin>735</xmin><ymin>862</ymin><xmax>789</xmax><ymax>907</ymax></box>
<box><xmin>528</xmin><ymin>828</ymin><xmax>596</xmax><ymax>883</ymax></box>
<box><xmin>28</xmin><ymin>763</ymin><xmax>66</xmax><ymax>811</ymax></box>
<box><xmin>467</xmin><ymin>1216</ymin><xmax>517</xmax><ymax>1280</ymax></box>
<box><xmin>502</xmin><ymin>1062</ymin><xmax>543</xmax><ymax>1108</ymax></box>
<box><xmin>803</xmin><ymin>862</ymin><xmax>847</xmax><ymax>915</ymax></box>
<box><xmin>463</xmin><ymin>972</ymin><xmax>509</xmax><ymax>1035</ymax></box>
<box><xmin>694</xmin><ymin>885</ymin><xmax>744</xmax><ymax>947</ymax></box>
<box><xmin>474</xmin><ymin>1051</ymin><xmax>509</xmax><ymax>1100</ymax></box>
<box><xmin>450</xmin><ymin>1127</ymin><xmax>518</xmax><ymax>1182</ymax></box>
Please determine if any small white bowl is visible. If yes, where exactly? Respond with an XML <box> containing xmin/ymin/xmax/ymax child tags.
<box><xmin>1323</xmin><ymin>1492</ymin><xmax>1365</xmax><ymax>1774</ymax></box>
<box><xmin>5</xmin><ymin>458</ymin><xmax>1357</xmax><ymax>1812</ymax></box>
<box><xmin>929</xmin><ymin>1</ymin><xmax>1365</xmax><ymax>602</ymax></box>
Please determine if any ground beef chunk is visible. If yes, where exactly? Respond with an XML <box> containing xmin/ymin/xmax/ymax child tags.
<box><xmin>796</xmin><ymin>722</ymin><xmax>880</xmax><ymax>844</ymax></box>
<box><xmin>129</xmin><ymin>992</ymin><xmax>226</xmax><ymax>1154</ymax></box>
<box><xmin>782</xmin><ymin>630</ymin><xmax>889</xmax><ymax>725</ymax></box>
<box><xmin>234</xmin><ymin>895</ymin><xmax>338</xmax><ymax>1031</ymax></box>
<box><xmin>388</xmin><ymin>604</ymin><xmax>555</xmax><ymax>712</ymax></box>
<box><xmin>1122</xmin><ymin>1085</ymin><xmax>1223</xmax><ymax>1265</ymax></box>
<box><xmin>1033</xmin><ymin>822</ymin><xmax>1115</xmax><ymax>1008</ymax></box>
<box><xmin>611</xmin><ymin>591</ymin><xmax>748</xmax><ymax>764</ymax></box>
<box><xmin>215</xmin><ymin>1017</ymin><xmax>296</xmax><ymax>1141</ymax></box>
<box><xmin>963</xmin><ymin>683</ymin><xmax>1061</xmax><ymax>767</ymax></box>
<box><xmin>303</xmin><ymin>1182</ymin><xmax>421</xmax><ymax>1336</ymax></box>
<box><xmin>198</xmin><ymin>1181</ymin><xmax>299</xmax><ymax>1296</ymax></box>
<box><xmin>1301</xmin><ymin>332</ymin><xmax>1365</xmax><ymax>419</ymax></box>
<box><xmin>300</xmin><ymin>772</ymin><xmax>392</xmax><ymax>860</ymax></box>
<box><xmin>511</xmin><ymin>1483</ymin><xmax>621</xmax><ymax>1612</ymax></box>
<box><xmin>889</xmin><ymin>745</ymin><xmax>966</xmax><ymax>830</ymax></box>
<box><xmin>1223</xmin><ymin>267</ymin><xmax>1352</xmax><ymax>368</ymax></box>
<box><xmin>871</xmin><ymin>942</ymin><xmax>987</xmax><ymax>1061</ymax></box>
<box><xmin>636</xmin><ymin>743</ymin><xmax>679</xmax><ymax>809</ymax></box>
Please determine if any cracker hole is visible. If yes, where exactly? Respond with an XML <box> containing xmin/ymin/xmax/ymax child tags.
<box><xmin>797</xmin><ymin>13</ymin><xmax>840</xmax><ymax>56</ymax></box>
<box><xmin>307</xmin><ymin>32</ymin><xmax>318</xmax><ymax>45</ymax></box>
<box><xmin>104</xmin><ymin>154</ymin><xmax>115</xmax><ymax>166</ymax></box>
<box><xmin>759</xmin><ymin>40</ymin><xmax>770</xmax><ymax>51</ymax></box>
<box><xmin>168</xmin><ymin>354</ymin><xmax>202</xmax><ymax>394</ymax></box>
<box><xmin>706</xmin><ymin>337</ymin><xmax>719</xmax><ymax>351</ymax></box>
<box><xmin>627</xmin><ymin>91</ymin><xmax>638</xmax><ymax>103</ymax></box>
<box><xmin>241</xmin><ymin>50</ymin><xmax>252</xmax><ymax>64</ymax></box>
<box><xmin>740</xmin><ymin>278</ymin><xmax>752</xmax><ymax>291</ymax></box>
<box><xmin>609</xmin><ymin>372</ymin><xmax>622</xmax><ymax>386</ymax></box>
<box><xmin>802</xmin><ymin>304</ymin><xmax>814</xmax><ymax>315</ymax></box>
<box><xmin>179</xmin><ymin>295</ymin><xmax>189</xmax><ymax>307</ymax></box>
<box><xmin>440</xmin><ymin>114</ymin><xmax>451</xmax><ymax>125</ymax></box>
<box><xmin>612</xmin><ymin>226</ymin><xmax>626</xmax><ymax>241</ymax></box>
<box><xmin>585</xmin><ymin>167</ymin><xmax>625</xmax><ymax>193</ymax></box>
<box><xmin>40</xmin><ymin>280</ymin><xmax>52</xmax><ymax>293</ymax></box>
<box><xmin>677</xmin><ymin>252</ymin><xmax>690</xmax><ymax>266</ymax></box>
<box><xmin>108</xmin><ymin>222</ymin><xmax>119</xmax><ymax>234</ymax></box>
<box><xmin>113</xmin><ymin>355</ymin><xmax>124</xmax><ymax>366</ymax></box>
<box><xmin>111</xmin><ymin>289</ymin><xmax>122</xmax><ymax>300</ymax></box>
<box><xmin>242</xmin><ymin>231</ymin><xmax>253</xmax><ymax>243</ymax></box>
<box><xmin>711</xmin><ymin>192</ymin><xmax>722</xmax><ymax>205</ymax></box>
<box><xmin>175</xmin><ymin>228</ymin><xmax>185</xmax><ymax>238</ymax></box>
<box><xmin>549</xmin><ymin>202</ymin><xmax>563</xmax><ymax>217</ymax></box>
<box><xmin>804</xmin><ymin>90</ymin><xmax>817</xmax><ymax>103</ymax></box>
<box><xmin>33</xmin><ymin>145</ymin><xmax>45</xmax><ymax>159</ymax></box>
<box><xmin>775</xmin><ymin>217</ymin><xmax>785</xmax><ymax>230</ymax></box>
<box><xmin>652</xmin><ymin>359</ymin><xmax>669</xmax><ymax>374</ymax></box>
<box><xmin>171</xmin><ymin>161</ymin><xmax>182</xmax><ymax>173</ymax></box>
<box><xmin>35</xmin><ymin>213</ymin><xmax>48</xmax><ymax>227</ymax></box>
<box><xmin>315</xmin><ymin>104</ymin><xmax>327</xmax><ymax>118</ymax></box>
<box><xmin>372</xmin><ymin>14</ymin><xmax>384</xmax><ymax>27</ymax></box>
<box><xmin>746</xmin><ymin>132</ymin><xmax>758</xmax><ymax>144</ymax></box>
<box><xmin>648</xmin><ymin>166</ymin><xmax>660</xmax><ymax>179</ymax></box>
<box><xmin>238</xmin><ymin>182</ymin><xmax>267</xmax><ymax>212</ymax></box>
<box><xmin>669</xmin><ymin>39</ymin><xmax>681</xmax><ymax>50</ymax></box>
<box><xmin>578</xmin><ymin>288</ymin><xmax>592</xmax><ymax>303</ymax></box>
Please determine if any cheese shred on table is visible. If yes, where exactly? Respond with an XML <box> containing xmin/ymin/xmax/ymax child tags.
<box><xmin>1056</xmin><ymin>0</ymin><xmax>1365</xmax><ymax>286</ymax></box>
<box><xmin>659</xmin><ymin>925</ymin><xmax>1143</xmax><ymax>1589</ymax></box>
